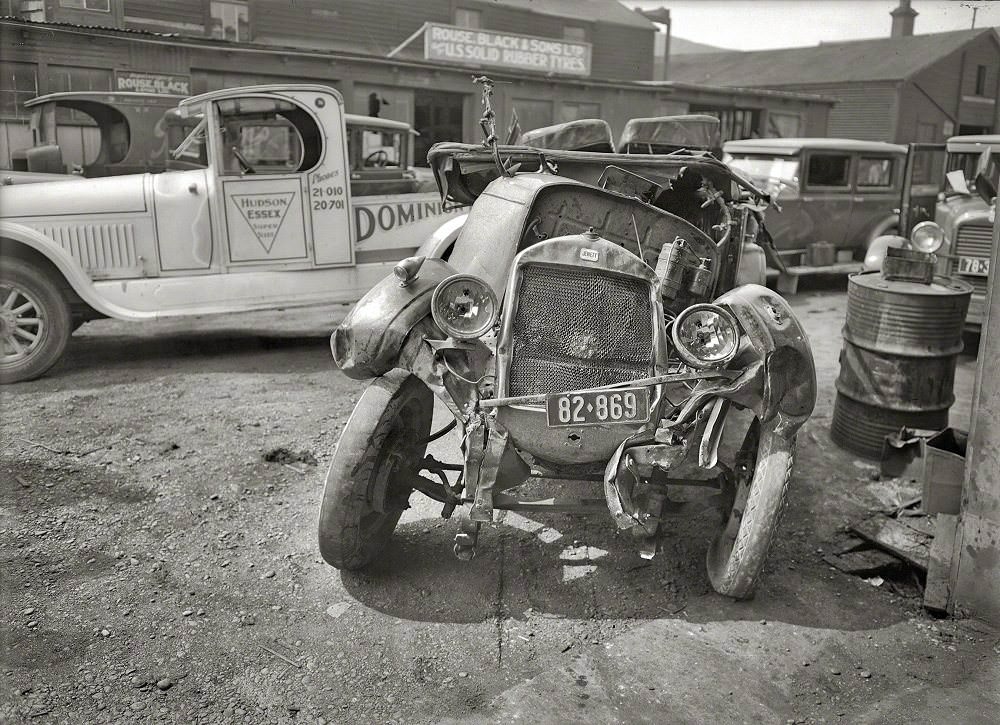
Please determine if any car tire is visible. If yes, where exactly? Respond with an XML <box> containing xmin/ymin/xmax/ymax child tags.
<box><xmin>318</xmin><ymin>370</ymin><xmax>433</xmax><ymax>570</ymax></box>
<box><xmin>0</xmin><ymin>258</ymin><xmax>72</xmax><ymax>384</ymax></box>
<box><xmin>705</xmin><ymin>417</ymin><xmax>795</xmax><ymax>599</ymax></box>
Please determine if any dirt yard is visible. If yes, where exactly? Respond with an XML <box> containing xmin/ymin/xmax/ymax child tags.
<box><xmin>2</xmin><ymin>282</ymin><xmax>997</xmax><ymax>724</ymax></box>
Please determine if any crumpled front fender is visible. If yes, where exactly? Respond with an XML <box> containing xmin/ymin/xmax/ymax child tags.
<box><xmin>331</xmin><ymin>258</ymin><xmax>457</xmax><ymax>379</ymax></box>
<box><xmin>714</xmin><ymin>283</ymin><xmax>817</xmax><ymax>437</ymax></box>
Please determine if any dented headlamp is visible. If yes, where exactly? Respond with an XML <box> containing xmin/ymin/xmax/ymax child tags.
<box><xmin>430</xmin><ymin>274</ymin><xmax>498</xmax><ymax>340</ymax></box>
<box><xmin>671</xmin><ymin>304</ymin><xmax>740</xmax><ymax>368</ymax></box>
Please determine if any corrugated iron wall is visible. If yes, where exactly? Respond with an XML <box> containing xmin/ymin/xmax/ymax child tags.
<box><xmin>779</xmin><ymin>82</ymin><xmax>898</xmax><ymax>141</ymax></box>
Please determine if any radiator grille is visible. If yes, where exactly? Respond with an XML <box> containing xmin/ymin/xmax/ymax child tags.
<box><xmin>507</xmin><ymin>264</ymin><xmax>654</xmax><ymax>397</ymax></box>
<box><xmin>953</xmin><ymin>222</ymin><xmax>993</xmax><ymax>259</ymax></box>
<box><xmin>952</xmin><ymin>223</ymin><xmax>993</xmax><ymax>294</ymax></box>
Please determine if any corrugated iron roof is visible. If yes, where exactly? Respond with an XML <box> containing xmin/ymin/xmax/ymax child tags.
<box><xmin>668</xmin><ymin>27</ymin><xmax>1000</xmax><ymax>86</ymax></box>
<box><xmin>0</xmin><ymin>14</ymin><xmax>178</xmax><ymax>37</ymax></box>
<box><xmin>487</xmin><ymin>0</ymin><xmax>656</xmax><ymax>29</ymax></box>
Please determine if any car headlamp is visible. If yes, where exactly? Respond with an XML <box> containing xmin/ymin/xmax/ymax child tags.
<box><xmin>910</xmin><ymin>221</ymin><xmax>944</xmax><ymax>253</ymax></box>
<box><xmin>671</xmin><ymin>304</ymin><xmax>740</xmax><ymax>368</ymax></box>
<box><xmin>430</xmin><ymin>274</ymin><xmax>498</xmax><ymax>340</ymax></box>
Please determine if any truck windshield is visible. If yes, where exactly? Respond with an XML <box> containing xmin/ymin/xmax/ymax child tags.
<box><xmin>946</xmin><ymin>150</ymin><xmax>1000</xmax><ymax>196</ymax></box>
<box><xmin>169</xmin><ymin>117</ymin><xmax>208</xmax><ymax>167</ymax></box>
<box><xmin>726</xmin><ymin>155</ymin><xmax>799</xmax><ymax>196</ymax></box>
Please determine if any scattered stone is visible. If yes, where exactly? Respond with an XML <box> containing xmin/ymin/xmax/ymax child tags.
<box><xmin>830</xmin><ymin>668</ymin><xmax>841</xmax><ymax>675</ymax></box>
<box><xmin>325</xmin><ymin>602</ymin><xmax>351</xmax><ymax>619</ymax></box>
<box><xmin>156</xmin><ymin>679</ymin><xmax>172</xmax><ymax>691</ymax></box>
<box><xmin>27</xmin><ymin>621</ymin><xmax>38</xmax><ymax>629</ymax></box>
<box><xmin>240</xmin><ymin>614</ymin><xmax>256</xmax><ymax>627</ymax></box>
<box><xmin>263</xmin><ymin>570</ymin><xmax>276</xmax><ymax>579</ymax></box>
<box><xmin>458</xmin><ymin>672</ymin><xmax>468</xmax><ymax>678</ymax></box>
<box><xmin>860</xmin><ymin>670</ymin><xmax>872</xmax><ymax>679</ymax></box>
<box><xmin>209</xmin><ymin>494</ymin><xmax>220</xmax><ymax>501</ymax></box>
<box><xmin>182</xmin><ymin>609</ymin><xmax>194</xmax><ymax>617</ymax></box>
<box><xmin>23</xmin><ymin>607</ymin><xmax>34</xmax><ymax>616</ymax></box>
<box><xmin>263</xmin><ymin>447</ymin><xmax>318</xmax><ymax>466</ymax></box>
<box><xmin>100</xmin><ymin>629</ymin><xmax>110</xmax><ymax>637</ymax></box>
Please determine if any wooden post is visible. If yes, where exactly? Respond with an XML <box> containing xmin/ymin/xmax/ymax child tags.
<box><xmin>949</xmin><ymin>209</ymin><xmax>1000</xmax><ymax>623</ymax></box>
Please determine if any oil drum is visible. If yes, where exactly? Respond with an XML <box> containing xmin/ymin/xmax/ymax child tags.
<box><xmin>831</xmin><ymin>272</ymin><xmax>973</xmax><ymax>459</ymax></box>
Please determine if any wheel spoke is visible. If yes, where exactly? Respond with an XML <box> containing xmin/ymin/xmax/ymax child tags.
<box><xmin>7</xmin><ymin>335</ymin><xmax>24</xmax><ymax>355</ymax></box>
<box><xmin>12</xmin><ymin>302</ymin><xmax>36</xmax><ymax>315</ymax></box>
<box><xmin>15</xmin><ymin>317</ymin><xmax>40</xmax><ymax>325</ymax></box>
<box><xmin>1</xmin><ymin>289</ymin><xmax>17</xmax><ymax>310</ymax></box>
<box><xmin>13</xmin><ymin>327</ymin><xmax>37</xmax><ymax>342</ymax></box>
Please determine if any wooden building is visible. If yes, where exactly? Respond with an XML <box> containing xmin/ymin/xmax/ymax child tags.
<box><xmin>0</xmin><ymin>0</ymin><xmax>832</xmax><ymax>168</ymax></box>
<box><xmin>668</xmin><ymin>4</ymin><xmax>1000</xmax><ymax>144</ymax></box>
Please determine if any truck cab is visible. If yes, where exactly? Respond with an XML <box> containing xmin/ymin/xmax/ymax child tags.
<box><xmin>935</xmin><ymin>134</ymin><xmax>999</xmax><ymax>329</ymax></box>
<box><xmin>0</xmin><ymin>84</ymin><xmax>463</xmax><ymax>383</ymax></box>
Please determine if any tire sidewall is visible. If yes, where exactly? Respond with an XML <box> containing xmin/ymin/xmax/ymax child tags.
<box><xmin>0</xmin><ymin>259</ymin><xmax>71</xmax><ymax>384</ymax></box>
<box><xmin>318</xmin><ymin>371</ymin><xmax>433</xmax><ymax>569</ymax></box>
<box><xmin>707</xmin><ymin>419</ymin><xmax>795</xmax><ymax>599</ymax></box>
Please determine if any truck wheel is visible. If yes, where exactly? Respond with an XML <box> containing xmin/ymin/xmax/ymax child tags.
<box><xmin>0</xmin><ymin>258</ymin><xmax>71</xmax><ymax>384</ymax></box>
<box><xmin>318</xmin><ymin>370</ymin><xmax>433</xmax><ymax>570</ymax></box>
<box><xmin>706</xmin><ymin>417</ymin><xmax>795</xmax><ymax>599</ymax></box>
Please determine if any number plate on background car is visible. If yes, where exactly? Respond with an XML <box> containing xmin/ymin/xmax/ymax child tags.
<box><xmin>958</xmin><ymin>256</ymin><xmax>989</xmax><ymax>276</ymax></box>
<box><xmin>545</xmin><ymin>388</ymin><xmax>650</xmax><ymax>427</ymax></box>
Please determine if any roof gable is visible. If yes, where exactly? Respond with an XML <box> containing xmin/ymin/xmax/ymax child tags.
<box><xmin>668</xmin><ymin>27</ymin><xmax>1000</xmax><ymax>87</ymax></box>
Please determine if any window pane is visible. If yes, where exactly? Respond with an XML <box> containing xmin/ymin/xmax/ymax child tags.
<box><xmin>211</xmin><ymin>1</ymin><xmax>248</xmax><ymax>42</ymax></box>
<box><xmin>455</xmin><ymin>8</ymin><xmax>481</xmax><ymax>28</ymax></box>
<box><xmin>59</xmin><ymin>0</ymin><xmax>85</xmax><ymax>8</ymax></box>
<box><xmin>857</xmin><ymin>157</ymin><xmax>893</xmax><ymax>187</ymax></box>
<box><xmin>807</xmin><ymin>154</ymin><xmax>850</xmax><ymax>186</ymax></box>
<box><xmin>85</xmin><ymin>0</ymin><xmax>110</xmax><ymax>11</ymax></box>
<box><xmin>0</xmin><ymin>61</ymin><xmax>38</xmax><ymax>118</ymax></box>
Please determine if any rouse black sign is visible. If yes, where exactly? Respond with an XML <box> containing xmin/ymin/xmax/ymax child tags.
<box><xmin>115</xmin><ymin>71</ymin><xmax>191</xmax><ymax>96</ymax></box>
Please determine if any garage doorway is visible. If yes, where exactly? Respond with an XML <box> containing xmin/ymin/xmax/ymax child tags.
<box><xmin>413</xmin><ymin>91</ymin><xmax>465</xmax><ymax>167</ymax></box>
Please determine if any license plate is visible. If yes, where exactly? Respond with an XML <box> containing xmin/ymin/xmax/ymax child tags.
<box><xmin>958</xmin><ymin>256</ymin><xmax>990</xmax><ymax>277</ymax></box>
<box><xmin>545</xmin><ymin>388</ymin><xmax>650</xmax><ymax>428</ymax></box>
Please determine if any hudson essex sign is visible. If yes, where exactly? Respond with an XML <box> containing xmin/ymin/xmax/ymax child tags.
<box><xmin>424</xmin><ymin>23</ymin><xmax>591</xmax><ymax>77</ymax></box>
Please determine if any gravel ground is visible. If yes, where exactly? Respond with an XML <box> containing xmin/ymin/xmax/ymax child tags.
<box><xmin>1</xmin><ymin>282</ymin><xmax>994</xmax><ymax>724</ymax></box>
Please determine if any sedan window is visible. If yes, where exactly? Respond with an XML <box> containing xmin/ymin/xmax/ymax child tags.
<box><xmin>806</xmin><ymin>153</ymin><xmax>850</xmax><ymax>187</ymax></box>
<box><xmin>857</xmin><ymin>157</ymin><xmax>893</xmax><ymax>187</ymax></box>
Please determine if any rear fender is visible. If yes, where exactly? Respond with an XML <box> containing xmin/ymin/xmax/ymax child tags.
<box><xmin>714</xmin><ymin>284</ymin><xmax>816</xmax><ymax>437</ymax></box>
<box><xmin>331</xmin><ymin>257</ymin><xmax>457</xmax><ymax>379</ymax></box>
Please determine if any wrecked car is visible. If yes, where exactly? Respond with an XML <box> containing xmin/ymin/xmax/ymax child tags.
<box><xmin>319</xmin><ymin>80</ymin><xmax>816</xmax><ymax>599</ymax></box>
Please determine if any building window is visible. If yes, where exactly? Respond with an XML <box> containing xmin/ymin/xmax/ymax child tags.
<box><xmin>690</xmin><ymin>106</ymin><xmax>759</xmax><ymax>142</ymax></box>
<box><xmin>210</xmin><ymin>1</ymin><xmax>248</xmax><ymax>42</ymax></box>
<box><xmin>0</xmin><ymin>61</ymin><xmax>38</xmax><ymax>118</ymax></box>
<box><xmin>455</xmin><ymin>8</ymin><xmax>481</xmax><ymax>29</ymax></box>
<box><xmin>47</xmin><ymin>66</ymin><xmax>113</xmax><ymax>123</ymax></box>
<box><xmin>563</xmin><ymin>25</ymin><xmax>587</xmax><ymax>42</ymax></box>
<box><xmin>806</xmin><ymin>153</ymin><xmax>851</xmax><ymax>188</ymax></box>
<box><xmin>559</xmin><ymin>101</ymin><xmax>600</xmax><ymax>123</ymax></box>
<box><xmin>975</xmin><ymin>65</ymin><xmax>987</xmax><ymax>96</ymax></box>
<box><xmin>765</xmin><ymin>112</ymin><xmax>801</xmax><ymax>138</ymax></box>
<box><xmin>59</xmin><ymin>0</ymin><xmax>111</xmax><ymax>10</ymax></box>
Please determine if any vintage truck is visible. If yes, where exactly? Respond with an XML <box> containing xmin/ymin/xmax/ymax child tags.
<box><xmin>0</xmin><ymin>84</ymin><xmax>464</xmax><ymax>383</ymax></box>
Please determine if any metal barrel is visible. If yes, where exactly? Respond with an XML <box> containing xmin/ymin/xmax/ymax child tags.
<box><xmin>831</xmin><ymin>272</ymin><xmax>973</xmax><ymax>459</ymax></box>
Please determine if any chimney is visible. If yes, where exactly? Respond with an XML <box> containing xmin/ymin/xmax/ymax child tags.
<box><xmin>890</xmin><ymin>0</ymin><xmax>917</xmax><ymax>38</ymax></box>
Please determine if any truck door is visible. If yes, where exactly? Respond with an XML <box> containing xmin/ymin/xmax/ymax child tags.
<box><xmin>210</xmin><ymin>91</ymin><xmax>353</xmax><ymax>268</ymax></box>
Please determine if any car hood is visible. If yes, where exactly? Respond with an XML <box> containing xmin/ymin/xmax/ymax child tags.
<box><xmin>0</xmin><ymin>173</ymin><xmax>149</xmax><ymax>219</ymax></box>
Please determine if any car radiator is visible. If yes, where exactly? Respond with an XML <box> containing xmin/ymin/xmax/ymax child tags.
<box><xmin>506</xmin><ymin>263</ymin><xmax>654</xmax><ymax>397</ymax></box>
<box><xmin>952</xmin><ymin>222</ymin><xmax>993</xmax><ymax>296</ymax></box>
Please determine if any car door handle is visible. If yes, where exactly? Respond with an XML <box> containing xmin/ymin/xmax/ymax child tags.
<box><xmin>188</xmin><ymin>183</ymin><xmax>199</xmax><ymax>194</ymax></box>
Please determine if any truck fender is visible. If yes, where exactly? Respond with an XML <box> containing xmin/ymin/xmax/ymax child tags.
<box><xmin>331</xmin><ymin>257</ymin><xmax>458</xmax><ymax>379</ymax></box>
<box><xmin>715</xmin><ymin>284</ymin><xmax>817</xmax><ymax>437</ymax></box>
<box><xmin>415</xmin><ymin>213</ymin><xmax>467</xmax><ymax>259</ymax></box>
<box><xmin>0</xmin><ymin>221</ymin><xmax>125</xmax><ymax>319</ymax></box>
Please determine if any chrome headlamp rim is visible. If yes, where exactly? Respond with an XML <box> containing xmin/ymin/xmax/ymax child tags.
<box><xmin>910</xmin><ymin>221</ymin><xmax>945</xmax><ymax>253</ymax></box>
<box><xmin>430</xmin><ymin>273</ymin><xmax>499</xmax><ymax>340</ymax></box>
<box><xmin>670</xmin><ymin>303</ymin><xmax>741</xmax><ymax>369</ymax></box>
